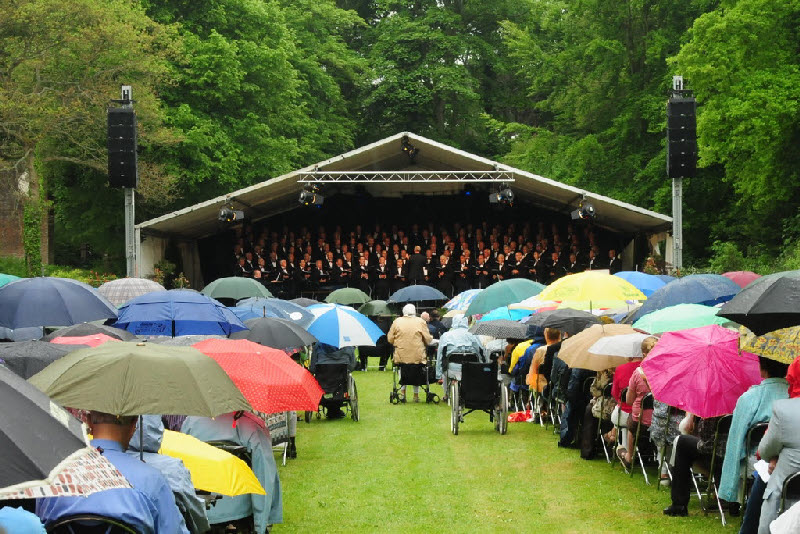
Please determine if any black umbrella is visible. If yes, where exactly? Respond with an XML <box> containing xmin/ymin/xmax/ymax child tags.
<box><xmin>41</xmin><ymin>323</ymin><xmax>137</xmax><ymax>342</ymax></box>
<box><xmin>0</xmin><ymin>365</ymin><xmax>88</xmax><ymax>489</ymax></box>
<box><xmin>469</xmin><ymin>319</ymin><xmax>528</xmax><ymax>339</ymax></box>
<box><xmin>290</xmin><ymin>297</ymin><xmax>320</xmax><ymax>308</ymax></box>
<box><xmin>718</xmin><ymin>270</ymin><xmax>800</xmax><ymax>335</ymax></box>
<box><xmin>524</xmin><ymin>309</ymin><xmax>601</xmax><ymax>335</ymax></box>
<box><xmin>0</xmin><ymin>341</ymin><xmax>87</xmax><ymax>379</ymax></box>
<box><xmin>230</xmin><ymin>317</ymin><xmax>318</xmax><ymax>349</ymax></box>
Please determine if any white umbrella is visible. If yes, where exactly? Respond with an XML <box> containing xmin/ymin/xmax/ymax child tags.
<box><xmin>307</xmin><ymin>306</ymin><xmax>383</xmax><ymax>348</ymax></box>
<box><xmin>588</xmin><ymin>332</ymin><xmax>651</xmax><ymax>359</ymax></box>
<box><xmin>98</xmin><ymin>278</ymin><xmax>165</xmax><ymax>307</ymax></box>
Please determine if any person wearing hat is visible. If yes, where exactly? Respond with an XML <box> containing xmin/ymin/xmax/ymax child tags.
<box><xmin>387</xmin><ymin>304</ymin><xmax>432</xmax><ymax>402</ymax></box>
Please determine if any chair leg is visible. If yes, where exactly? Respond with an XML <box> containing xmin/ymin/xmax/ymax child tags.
<box><xmin>637</xmin><ymin>448</ymin><xmax>650</xmax><ymax>485</ymax></box>
<box><xmin>690</xmin><ymin>468</ymin><xmax>704</xmax><ymax>502</ymax></box>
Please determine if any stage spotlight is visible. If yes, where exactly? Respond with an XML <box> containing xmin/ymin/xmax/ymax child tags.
<box><xmin>489</xmin><ymin>187</ymin><xmax>514</xmax><ymax>206</ymax></box>
<box><xmin>299</xmin><ymin>187</ymin><xmax>324</xmax><ymax>206</ymax></box>
<box><xmin>401</xmin><ymin>135</ymin><xmax>419</xmax><ymax>163</ymax></box>
<box><xmin>571</xmin><ymin>202</ymin><xmax>596</xmax><ymax>220</ymax></box>
<box><xmin>218</xmin><ymin>206</ymin><xmax>244</xmax><ymax>223</ymax></box>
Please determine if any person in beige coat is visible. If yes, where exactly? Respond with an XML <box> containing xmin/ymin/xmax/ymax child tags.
<box><xmin>388</xmin><ymin>303</ymin><xmax>433</xmax><ymax>402</ymax></box>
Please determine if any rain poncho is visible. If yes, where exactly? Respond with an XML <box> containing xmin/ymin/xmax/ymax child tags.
<box><xmin>129</xmin><ymin>415</ymin><xmax>209</xmax><ymax>534</ymax></box>
<box><xmin>182</xmin><ymin>412</ymin><xmax>282</xmax><ymax>532</ymax></box>
<box><xmin>436</xmin><ymin>315</ymin><xmax>485</xmax><ymax>380</ymax></box>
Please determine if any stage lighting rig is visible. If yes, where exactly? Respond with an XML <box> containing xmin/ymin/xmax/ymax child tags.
<box><xmin>401</xmin><ymin>135</ymin><xmax>419</xmax><ymax>163</ymax></box>
<box><xmin>489</xmin><ymin>187</ymin><xmax>515</xmax><ymax>206</ymax></box>
<box><xmin>299</xmin><ymin>184</ymin><xmax>324</xmax><ymax>206</ymax></box>
<box><xmin>571</xmin><ymin>201</ymin><xmax>596</xmax><ymax>220</ymax></box>
<box><xmin>218</xmin><ymin>205</ymin><xmax>244</xmax><ymax>223</ymax></box>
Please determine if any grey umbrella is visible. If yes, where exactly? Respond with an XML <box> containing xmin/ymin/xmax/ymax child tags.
<box><xmin>97</xmin><ymin>277</ymin><xmax>165</xmax><ymax>307</ymax></box>
<box><xmin>469</xmin><ymin>319</ymin><xmax>528</xmax><ymax>339</ymax></box>
<box><xmin>230</xmin><ymin>317</ymin><xmax>318</xmax><ymax>349</ymax></box>
<box><xmin>524</xmin><ymin>309</ymin><xmax>602</xmax><ymax>335</ymax></box>
<box><xmin>42</xmin><ymin>323</ymin><xmax>136</xmax><ymax>342</ymax></box>
<box><xmin>0</xmin><ymin>341</ymin><xmax>88</xmax><ymax>379</ymax></box>
<box><xmin>289</xmin><ymin>297</ymin><xmax>319</xmax><ymax>308</ymax></box>
<box><xmin>145</xmin><ymin>335</ymin><xmax>226</xmax><ymax>346</ymax></box>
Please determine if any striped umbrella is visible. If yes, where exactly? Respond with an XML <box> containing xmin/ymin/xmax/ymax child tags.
<box><xmin>98</xmin><ymin>278</ymin><xmax>165</xmax><ymax>307</ymax></box>
<box><xmin>307</xmin><ymin>306</ymin><xmax>383</xmax><ymax>348</ymax></box>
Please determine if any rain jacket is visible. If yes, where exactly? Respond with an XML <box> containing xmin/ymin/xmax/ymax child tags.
<box><xmin>435</xmin><ymin>315</ymin><xmax>485</xmax><ymax>379</ymax></box>
<box><xmin>182</xmin><ymin>412</ymin><xmax>282</xmax><ymax>532</ymax></box>
<box><xmin>388</xmin><ymin>315</ymin><xmax>432</xmax><ymax>364</ymax></box>
<box><xmin>129</xmin><ymin>415</ymin><xmax>209</xmax><ymax>534</ymax></box>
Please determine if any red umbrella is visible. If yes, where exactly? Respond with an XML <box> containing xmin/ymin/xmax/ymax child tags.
<box><xmin>192</xmin><ymin>338</ymin><xmax>323</xmax><ymax>413</ymax></box>
<box><xmin>722</xmin><ymin>271</ymin><xmax>761</xmax><ymax>288</ymax></box>
<box><xmin>50</xmin><ymin>334</ymin><xmax>120</xmax><ymax>348</ymax></box>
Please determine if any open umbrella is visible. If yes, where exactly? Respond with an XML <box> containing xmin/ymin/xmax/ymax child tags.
<box><xmin>307</xmin><ymin>306</ymin><xmax>383</xmax><ymax>348</ymax></box>
<box><xmin>722</xmin><ymin>271</ymin><xmax>762</xmax><ymax>289</ymax></box>
<box><xmin>641</xmin><ymin>325</ymin><xmax>762</xmax><ymax>418</ymax></box>
<box><xmin>538</xmin><ymin>270</ymin><xmax>646</xmax><ymax>304</ymax></box>
<box><xmin>0</xmin><ymin>274</ymin><xmax>21</xmax><ymax>288</ymax></box>
<box><xmin>0</xmin><ymin>365</ymin><xmax>131</xmax><ymax>497</ymax></box>
<box><xmin>740</xmin><ymin>325</ymin><xmax>800</xmax><ymax>364</ymax></box>
<box><xmin>97</xmin><ymin>277</ymin><xmax>165</xmax><ymax>307</ymax></box>
<box><xmin>146</xmin><ymin>335</ymin><xmax>226</xmax><ymax>346</ymax></box>
<box><xmin>588</xmin><ymin>332</ymin><xmax>652</xmax><ymax>360</ymax></box>
<box><xmin>236</xmin><ymin>297</ymin><xmax>314</xmax><ymax>327</ymax></box>
<box><xmin>524</xmin><ymin>308</ymin><xmax>601</xmax><ymax>335</ymax></box>
<box><xmin>230</xmin><ymin>317</ymin><xmax>317</xmax><ymax>349</ymax></box>
<box><xmin>717</xmin><ymin>270</ymin><xmax>800</xmax><ymax>335</ymax></box>
<box><xmin>289</xmin><ymin>297</ymin><xmax>319</xmax><ymax>307</ymax></box>
<box><xmin>0</xmin><ymin>277</ymin><xmax>117</xmax><ymax>330</ymax></box>
<box><xmin>201</xmin><ymin>277</ymin><xmax>273</xmax><ymax>301</ymax></box>
<box><xmin>657</xmin><ymin>275</ymin><xmax>676</xmax><ymax>283</ymax></box>
<box><xmin>0</xmin><ymin>341</ymin><xmax>87</xmax><ymax>379</ymax></box>
<box><xmin>444</xmin><ymin>289</ymin><xmax>481</xmax><ymax>311</ymax></box>
<box><xmin>159</xmin><ymin>429</ymin><xmax>265</xmax><ymax>497</ymax></box>
<box><xmin>556</xmin><ymin>324</ymin><xmax>639</xmax><ymax>371</ymax></box>
<box><xmin>632</xmin><ymin>303</ymin><xmax>732</xmax><ymax>334</ymax></box>
<box><xmin>42</xmin><ymin>323</ymin><xmax>136</xmax><ymax>342</ymax></box>
<box><xmin>477</xmin><ymin>306</ymin><xmax>533</xmax><ymax>322</ymax></box>
<box><xmin>613</xmin><ymin>271</ymin><xmax>668</xmax><ymax>297</ymax></box>
<box><xmin>508</xmin><ymin>297</ymin><xmax>559</xmax><ymax>312</ymax></box>
<box><xmin>29</xmin><ymin>342</ymin><xmax>251</xmax><ymax>417</ymax></box>
<box><xmin>358</xmin><ymin>300</ymin><xmax>393</xmax><ymax>317</ymax></box>
<box><xmin>50</xmin><ymin>333</ymin><xmax>120</xmax><ymax>348</ymax></box>
<box><xmin>465</xmin><ymin>279</ymin><xmax>546</xmax><ymax>316</ymax></box>
<box><xmin>388</xmin><ymin>284</ymin><xmax>448</xmax><ymax>303</ymax></box>
<box><xmin>112</xmin><ymin>290</ymin><xmax>246</xmax><ymax>337</ymax></box>
<box><xmin>193</xmin><ymin>339</ymin><xmax>324</xmax><ymax>413</ymax></box>
<box><xmin>469</xmin><ymin>319</ymin><xmax>528</xmax><ymax>339</ymax></box>
<box><xmin>630</xmin><ymin>274</ymin><xmax>740</xmax><ymax>323</ymax></box>
<box><xmin>325</xmin><ymin>288</ymin><xmax>371</xmax><ymax>306</ymax></box>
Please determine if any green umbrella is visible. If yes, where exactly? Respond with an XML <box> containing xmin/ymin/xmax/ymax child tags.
<box><xmin>325</xmin><ymin>287</ymin><xmax>371</xmax><ymax>306</ymax></box>
<box><xmin>632</xmin><ymin>303</ymin><xmax>732</xmax><ymax>334</ymax></box>
<box><xmin>29</xmin><ymin>342</ymin><xmax>251</xmax><ymax>417</ymax></box>
<box><xmin>201</xmin><ymin>277</ymin><xmax>272</xmax><ymax>301</ymax></box>
<box><xmin>465</xmin><ymin>279</ymin><xmax>546</xmax><ymax>316</ymax></box>
<box><xmin>0</xmin><ymin>274</ymin><xmax>21</xmax><ymax>288</ymax></box>
<box><xmin>358</xmin><ymin>300</ymin><xmax>393</xmax><ymax>317</ymax></box>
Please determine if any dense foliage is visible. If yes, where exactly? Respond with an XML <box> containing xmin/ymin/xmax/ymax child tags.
<box><xmin>0</xmin><ymin>0</ymin><xmax>797</xmax><ymax>272</ymax></box>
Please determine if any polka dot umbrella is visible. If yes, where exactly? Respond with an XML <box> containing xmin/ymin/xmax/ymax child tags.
<box><xmin>192</xmin><ymin>338</ymin><xmax>323</xmax><ymax>413</ymax></box>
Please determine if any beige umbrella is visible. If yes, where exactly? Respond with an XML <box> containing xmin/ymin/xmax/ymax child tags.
<box><xmin>557</xmin><ymin>324</ymin><xmax>640</xmax><ymax>371</ymax></box>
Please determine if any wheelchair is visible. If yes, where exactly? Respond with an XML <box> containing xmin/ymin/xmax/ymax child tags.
<box><xmin>389</xmin><ymin>348</ymin><xmax>440</xmax><ymax>404</ymax></box>
<box><xmin>46</xmin><ymin>515</ymin><xmax>137</xmax><ymax>534</ymax></box>
<box><xmin>446</xmin><ymin>353</ymin><xmax>508</xmax><ymax>435</ymax></box>
<box><xmin>305</xmin><ymin>363</ymin><xmax>359</xmax><ymax>422</ymax></box>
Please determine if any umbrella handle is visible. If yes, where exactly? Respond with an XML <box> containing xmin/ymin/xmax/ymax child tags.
<box><xmin>139</xmin><ymin>415</ymin><xmax>144</xmax><ymax>462</ymax></box>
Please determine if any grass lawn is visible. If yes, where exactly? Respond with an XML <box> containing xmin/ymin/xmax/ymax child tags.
<box><xmin>275</xmin><ymin>364</ymin><xmax>733</xmax><ymax>533</ymax></box>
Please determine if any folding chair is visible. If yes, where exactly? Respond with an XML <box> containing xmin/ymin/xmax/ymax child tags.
<box><xmin>610</xmin><ymin>387</ymin><xmax>629</xmax><ymax>469</ymax></box>
<box><xmin>628</xmin><ymin>392</ymin><xmax>655</xmax><ymax>484</ymax></box>
<box><xmin>656</xmin><ymin>405</ymin><xmax>675</xmax><ymax>492</ymax></box>
<box><xmin>701</xmin><ymin>414</ymin><xmax>734</xmax><ymax>526</ymax></box>
<box><xmin>596</xmin><ymin>382</ymin><xmax>614</xmax><ymax>463</ymax></box>
<box><xmin>739</xmin><ymin>422</ymin><xmax>769</xmax><ymax>510</ymax></box>
<box><xmin>780</xmin><ymin>471</ymin><xmax>800</xmax><ymax>514</ymax></box>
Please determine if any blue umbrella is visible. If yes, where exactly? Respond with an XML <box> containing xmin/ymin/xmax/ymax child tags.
<box><xmin>388</xmin><ymin>284</ymin><xmax>448</xmax><ymax>303</ymax></box>
<box><xmin>477</xmin><ymin>306</ymin><xmax>533</xmax><ymax>322</ymax></box>
<box><xmin>613</xmin><ymin>271</ymin><xmax>668</xmax><ymax>297</ymax></box>
<box><xmin>0</xmin><ymin>277</ymin><xmax>117</xmax><ymax>330</ymax></box>
<box><xmin>235</xmin><ymin>297</ymin><xmax>314</xmax><ymax>327</ymax></box>
<box><xmin>444</xmin><ymin>289</ymin><xmax>481</xmax><ymax>311</ymax></box>
<box><xmin>630</xmin><ymin>274</ymin><xmax>741</xmax><ymax>323</ymax></box>
<box><xmin>112</xmin><ymin>290</ymin><xmax>246</xmax><ymax>337</ymax></box>
<box><xmin>656</xmin><ymin>275</ymin><xmax>676</xmax><ymax>283</ymax></box>
<box><xmin>307</xmin><ymin>306</ymin><xmax>383</xmax><ymax>348</ymax></box>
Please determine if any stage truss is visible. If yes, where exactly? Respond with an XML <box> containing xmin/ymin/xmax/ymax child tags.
<box><xmin>297</xmin><ymin>170</ymin><xmax>515</xmax><ymax>184</ymax></box>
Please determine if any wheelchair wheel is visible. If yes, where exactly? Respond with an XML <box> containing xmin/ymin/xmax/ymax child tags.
<box><xmin>390</xmin><ymin>392</ymin><xmax>399</xmax><ymax>404</ymax></box>
<box><xmin>498</xmin><ymin>385</ymin><xmax>509</xmax><ymax>435</ymax></box>
<box><xmin>450</xmin><ymin>381</ymin><xmax>460</xmax><ymax>435</ymax></box>
<box><xmin>349</xmin><ymin>374</ymin><xmax>359</xmax><ymax>422</ymax></box>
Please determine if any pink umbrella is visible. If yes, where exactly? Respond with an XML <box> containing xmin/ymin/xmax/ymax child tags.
<box><xmin>641</xmin><ymin>325</ymin><xmax>762</xmax><ymax>418</ymax></box>
<box><xmin>722</xmin><ymin>271</ymin><xmax>761</xmax><ymax>288</ymax></box>
<box><xmin>50</xmin><ymin>334</ymin><xmax>120</xmax><ymax>348</ymax></box>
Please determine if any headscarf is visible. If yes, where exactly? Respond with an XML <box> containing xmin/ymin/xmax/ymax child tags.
<box><xmin>402</xmin><ymin>303</ymin><xmax>416</xmax><ymax>317</ymax></box>
<box><xmin>788</xmin><ymin>356</ymin><xmax>800</xmax><ymax>398</ymax></box>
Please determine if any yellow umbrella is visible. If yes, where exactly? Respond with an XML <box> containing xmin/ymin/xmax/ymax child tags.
<box><xmin>538</xmin><ymin>270</ymin><xmax>646</xmax><ymax>303</ymax></box>
<box><xmin>557</xmin><ymin>299</ymin><xmax>635</xmax><ymax>312</ymax></box>
<box><xmin>740</xmin><ymin>325</ymin><xmax>800</xmax><ymax>364</ymax></box>
<box><xmin>159</xmin><ymin>430</ymin><xmax>265</xmax><ymax>496</ymax></box>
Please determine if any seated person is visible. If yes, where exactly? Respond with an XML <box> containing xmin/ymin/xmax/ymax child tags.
<box><xmin>309</xmin><ymin>343</ymin><xmax>356</xmax><ymax>417</ymax></box>
<box><xmin>716</xmin><ymin>357</ymin><xmax>789</xmax><ymax>515</ymax></box>
<box><xmin>580</xmin><ymin>368</ymin><xmax>614</xmax><ymax>460</ymax></box>
<box><xmin>128</xmin><ymin>416</ymin><xmax>210</xmax><ymax>534</ymax></box>
<box><xmin>435</xmin><ymin>315</ymin><xmax>484</xmax><ymax>398</ymax></box>
<box><xmin>525</xmin><ymin>327</ymin><xmax>562</xmax><ymax>401</ymax></box>
<box><xmin>36</xmin><ymin>411</ymin><xmax>187</xmax><ymax>534</ymax></box>
<box><xmin>388</xmin><ymin>304</ymin><xmax>433</xmax><ymax>402</ymax></box>
<box><xmin>605</xmin><ymin>344</ymin><xmax>645</xmax><ymax>447</ymax></box>
<box><xmin>649</xmin><ymin>400</ymin><xmax>685</xmax><ymax>486</ymax></box>
<box><xmin>618</xmin><ymin>337</ymin><xmax>658</xmax><ymax>467</ymax></box>
<box><xmin>0</xmin><ymin>506</ymin><xmax>46</xmax><ymax>533</ymax></box>
<box><xmin>182</xmin><ymin>412</ymin><xmax>282</xmax><ymax>534</ymax></box>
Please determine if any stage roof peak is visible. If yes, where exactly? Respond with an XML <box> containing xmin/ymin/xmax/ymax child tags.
<box><xmin>137</xmin><ymin>132</ymin><xmax>671</xmax><ymax>239</ymax></box>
